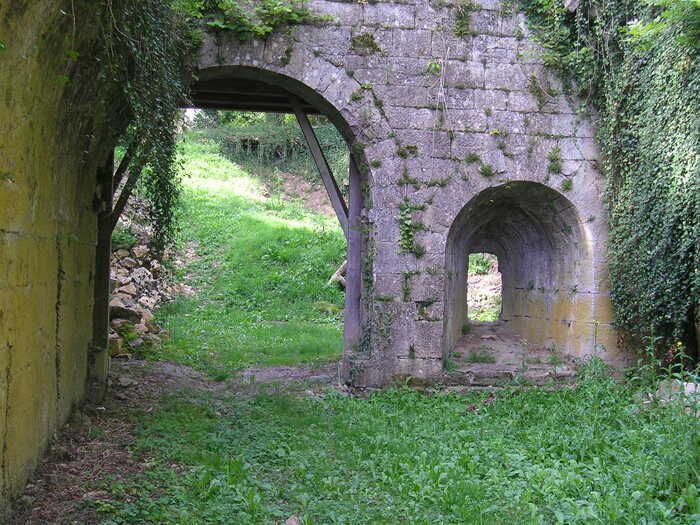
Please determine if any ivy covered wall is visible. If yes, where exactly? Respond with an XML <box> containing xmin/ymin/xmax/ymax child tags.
<box><xmin>521</xmin><ymin>0</ymin><xmax>699</xmax><ymax>358</ymax></box>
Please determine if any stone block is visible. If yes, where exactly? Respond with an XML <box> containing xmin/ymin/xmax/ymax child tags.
<box><xmin>390</xmin><ymin>29</ymin><xmax>433</xmax><ymax>58</ymax></box>
<box><xmin>484</xmin><ymin>63</ymin><xmax>527</xmax><ymax>90</ymax></box>
<box><xmin>364</xmin><ymin>3</ymin><xmax>416</xmax><ymax>28</ymax></box>
<box><xmin>444</xmin><ymin>60</ymin><xmax>485</xmax><ymax>89</ymax></box>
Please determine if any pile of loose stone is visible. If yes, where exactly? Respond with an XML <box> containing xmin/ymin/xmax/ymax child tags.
<box><xmin>107</xmin><ymin>199</ymin><xmax>192</xmax><ymax>357</ymax></box>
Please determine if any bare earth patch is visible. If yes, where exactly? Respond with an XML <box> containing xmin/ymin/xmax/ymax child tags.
<box><xmin>274</xmin><ymin>172</ymin><xmax>336</xmax><ymax>218</ymax></box>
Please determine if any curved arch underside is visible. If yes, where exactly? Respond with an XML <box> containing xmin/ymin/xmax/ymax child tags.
<box><xmin>444</xmin><ymin>182</ymin><xmax>588</xmax><ymax>356</ymax></box>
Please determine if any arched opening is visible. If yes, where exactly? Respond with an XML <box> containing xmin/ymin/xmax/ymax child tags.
<box><xmin>467</xmin><ymin>252</ymin><xmax>502</xmax><ymax>323</ymax></box>
<box><xmin>185</xmin><ymin>66</ymin><xmax>366</xmax><ymax>359</ymax></box>
<box><xmin>443</xmin><ymin>181</ymin><xmax>586</xmax><ymax>366</ymax></box>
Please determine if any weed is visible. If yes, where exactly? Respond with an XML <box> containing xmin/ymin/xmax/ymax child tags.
<box><xmin>465</xmin><ymin>152</ymin><xmax>481</xmax><ymax>164</ymax></box>
<box><xmin>454</xmin><ymin>0</ymin><xmax>479</xmax><ymax>37</ymax></box>
<box><xmin>479</xmin><ymin>164</ymin><xmax>495</xmax><ymax>177</ymax></box>
<box><xmin>547</xmin><ymin>146</ymin><xmax>562</xmax><ymax>173</ymax></box>
<box><xmin>112</xmin><ymin>224</ymin><xmax>138</xmax><ymax>249</ymax></box>
<box><xmin>528</xmin><ymin>75</ymin><xmax>547</xmax><ymax>109</ymax></box>
<box><xmin>461</xmin><ymin>322</ymin><xmax>471</xmax><ymax>334</ymax></box>
<box><xmin>425</xmin><ymin>60</ymin><xmax>442</xmax><ymax>75</ymax></box>
<box><xmin>397</xmin><ymin>144</ymin><xmax>419</xmax><ymax>158</ymax></box>
<box><xmin>561</xmin><ymin>178</ymin><xmax>573</xmax><ymax>191</ymax></box>
<box><xmin>398</xmin><ymin>169</ymin><xmax>421</xmax><ymax>189</ymax></box>
<box><xmin>466</xmin><ymin>349</ymin><xmax>496</xmax><ymax>363</ymax></box>
<box><xmin>351</xmin><ymin>33</ymin><xmax>381</xmax><ymax>54</ymax></box>
<box><xmin>351</xmin><ymin>90</ymin><xmax>364</xmax><ymax>102</ymax></box>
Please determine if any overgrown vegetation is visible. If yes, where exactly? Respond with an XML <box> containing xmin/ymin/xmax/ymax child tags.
<box><xmin>520</xmin><ymin>0</ymin><xmax>699</xmax><ymax>358</ymax></box>
<box><xmin>194</xmin><ymin>111</ymin><xmax>349</xmax><ymax>190</ymax></box>
<box><xmin>103</xmin><ymin>0</ymin><xmax>192</xmax><ymax>252</ymax></box>
<box><xmin>146</xmin><ymin>133</ymin><xmax>345</xmax><ymax>378</ymax></box>
<box><xmin>97</xmin><ymin>367</ymin><xmax>700</xmax><ymax>523</ymax></box>
<box><xmin>174</xmin><ymin>0</ymin><xmax>316</xmax><ymax>41</ymax></box>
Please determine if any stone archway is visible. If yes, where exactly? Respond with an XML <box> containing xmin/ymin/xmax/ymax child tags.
<box><xmin>443</xmin><ymin>181</ymin><xmax>588</xmax><ymax>360</ymax></box>
<box><xmin>187</xmin><ymin>64</ymin><xmax>371</xmax><ymax>374</ymax></box>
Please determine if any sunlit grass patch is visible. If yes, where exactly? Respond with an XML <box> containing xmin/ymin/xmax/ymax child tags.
<box><xmin>147</xmin><ymin>134</ymin><xmax>346</xmax><ymax>377</ymax></box>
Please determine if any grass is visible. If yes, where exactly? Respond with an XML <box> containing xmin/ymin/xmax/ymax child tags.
<box><xmin>145</xmin><ymin>134</ymin><xmax>346</xmax><ymax>378</ymax></box>
<box><xmin>97</xmin><ymin>367</ymin><xmax>700</xmax><ymax>524</ymax></box>
<box><xmin>465</xmin><ymin>348</ymin><xmax>497</xmax><ymax>363</ymax></box>
<box><xmin>469</xmin><ymin>297</ymin><xmax>502</xmax><ymax>323</ymax></box>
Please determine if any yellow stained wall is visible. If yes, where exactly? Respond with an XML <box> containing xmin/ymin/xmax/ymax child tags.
<box><xmin>0</xmin><ymin>1</ymin><xmax>107</xmax><ymax>512</ymax></box>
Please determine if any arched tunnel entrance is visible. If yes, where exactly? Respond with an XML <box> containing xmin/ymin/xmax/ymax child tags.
<box><xmin>187</xmin><ymin>66</ymin><xmax>367</xmax><ymax>365</ymax></box>
<box><xmin>443</xmin><ymin>182</ymin><xmax>586</xmax><ymax>364</ymax></box>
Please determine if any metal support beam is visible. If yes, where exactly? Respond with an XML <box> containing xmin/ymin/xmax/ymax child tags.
<box><xmin>290</xmin><ymin>96</ymin><xmax>349</xmax><ymax>237</ymax></box>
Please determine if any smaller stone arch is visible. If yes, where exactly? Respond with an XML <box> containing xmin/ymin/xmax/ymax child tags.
<box><xmin>443</xmin><ymin>181</ymin><xmax>590</xmax><ymax>359</ymax></box>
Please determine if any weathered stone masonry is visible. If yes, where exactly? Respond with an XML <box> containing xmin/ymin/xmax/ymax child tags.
<box><xmin>0</xmin><ymin>0</ymin><xmax>627</xmax><ymax>511</ymax></box>
<box><xmin>0</xmin><ymin>1</ymin><xmax>112</xmax><ymax>512</ymax></box>
<box><xmin>195</xmin><ymin>0</ymin><xmax>625</xmax><ymax>386</ymax></box>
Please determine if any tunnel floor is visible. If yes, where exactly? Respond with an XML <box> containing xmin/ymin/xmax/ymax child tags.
<box><xmin>445</xmin><ymin>322</ymin><xmax>576</xmax><ymax>387</ymax></box>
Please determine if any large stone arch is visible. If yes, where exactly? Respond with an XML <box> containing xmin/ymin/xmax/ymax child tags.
<box><xmin>193</xmin><ymin>0</ymin><xmax>626</xmax><ymax>385</ymax></box>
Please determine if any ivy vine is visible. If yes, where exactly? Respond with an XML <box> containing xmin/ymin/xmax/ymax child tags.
<box><xmin>520</xmin><ymin>0</ymin><xmax>699</xmax><ymax>355</ymax></box>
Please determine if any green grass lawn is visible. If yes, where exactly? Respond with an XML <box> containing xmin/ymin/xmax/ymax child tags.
<box><xmin>98</xmin><ymin>368</ymin><xmax>699</xmax><ymax>524</ymax></box>
<box><xmin>146</xmin><ymin>134</ymin><xmax>346</xmax><ymax>378</ymax></box>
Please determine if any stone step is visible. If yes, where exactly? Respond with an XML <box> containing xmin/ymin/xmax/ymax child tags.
<box><xmin>443</xmin><ymin>364</ymin><xmax>576</xmax><ymax>387</ymax></box>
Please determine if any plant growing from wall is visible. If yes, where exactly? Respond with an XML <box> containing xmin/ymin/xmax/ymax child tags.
<box><xmin>398</xmin><ymin>200</ymin><xmax>427</xmax><ymax>258</ymax></box>
<box><xmin>454</xmin><ymin>0</ymin><xmax>479</xmax><ymax>37</ymax></box>
<box><xmin>520</xmin><ymin>0</ymin><xmax>699</xmax><ymax>356</ymax></box>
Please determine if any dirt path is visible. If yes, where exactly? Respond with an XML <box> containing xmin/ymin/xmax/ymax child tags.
<box><xmin>9</xmin><ymin>359</ymin><xmax>338</xmax><ymax>524</ymax></box>
<box><xmin>272</xmin><ymin>171</ymin><xmax>336</xmax><ymax>218</ymax></box>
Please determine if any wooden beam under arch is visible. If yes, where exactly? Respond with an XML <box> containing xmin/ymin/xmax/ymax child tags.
<box><xmin>290</xmin><ymin>96</ymin><xmax>349</xmax><ymax>238</ymax></box>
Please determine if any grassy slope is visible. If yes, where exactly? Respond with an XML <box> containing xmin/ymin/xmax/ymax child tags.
<box><xmin>148</xmin><ymin>135</ymin><xmax>345</xmax><ymax>377</ymax></box>
<box><xmin>102</xmin><ymin>374</ymin><xmax>699</xmax><ymax>524</ymax></box>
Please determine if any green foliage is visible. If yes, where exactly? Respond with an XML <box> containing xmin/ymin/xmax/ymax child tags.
<box><xmin>111</xmin><ymin>225</ymin><xmax>138</xmax><ymax>249</ymax></box>
<box><xmin>101</xmin><ymin>383</ymin><xmax>700</xmax><ymax>523</ymax></box>
<box><xmin>521</xmin><ymin>0</ymin><xmax>700</xmax><ymax>351</ymax></box>
<box><xmin>461</xmin><ymin>321</ymin><xmax>471</xmax><ymax>334</ymax></box>
<box><xmin>479</xmin><ymin>163</ymin><xmax>495</xmax><ymax>177</ymax></box>
<box><xmin>528</xmin><ymin>74</ymin><xmax>547</xmax><ymax>108</ymax></box>
<box><xmin>104</xmin><ymin>0</ymin><xmax>190</xmax><ymax>253</ymax></box>
<box><xmin>465</xmin><ymin>152</ymin><xmax>481</xmax><ymax>163</ymax></box>
<box><xmin>561</xmin><ymin>178</ymin><xmax>573</xmax><ymax>191</ymax></box>
<box><xmin>465</xmin><ymin>349</ymin><xmax>497</xmax><ymax>363</ymax></box>
<box><xmin>468</xmin><ymin>253</ymin><xmax>493</xmax><ymax>275</ymax></box>
<box><xmin>350</xmin><ymin>32</ymin><xmax>382</xmax><ymax>54</ymax></box>
<box><xmin>176</xmin><ymin>0</ymin><xmax>316</xmax><ymax>41</ymax></box>
<box><xmin>398</xmin><ymin>168</ymin><xmax>421</xmax><ymax>189</ymax></box>
<box><xmin>425</xmin><ymin>60</ymin><xmax>443</xmax><ymax>75</ymax></box>
<box><xmin>454</xmin><ymin>0</ymin><xmax>479</xmax><ymax>37</ymax></box>
<box><xmin>201</xmin><ymin>114</ymin><xmax>349</xmax><ymax>189</ymax></box>
<box><xmin>148</xmin><ymin>135</ymin><xmax>345</xmax><ymax>377</ymax></box>
<box><xmin>398</xmin><ymin>200</ymin><xmax>427</xmax><ymax>257</ymax></box>
<box><xmin>396</xmin><ymin>144</ymin><xmax>419</xmax><ymax>158</ymax></box>
<box><xmin>547</xmin><ymin>145</ymin><xmax>562</xmax><ymax>173</ymax></box>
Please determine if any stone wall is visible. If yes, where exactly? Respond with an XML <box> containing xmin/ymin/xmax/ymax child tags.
<box><xmin>196</xmin><ymin>0</ymin><xmax>626</xmax><ymax>385</ymax></box>
<box><xmin>0</xmin><ymin>1</ymin><xmax>108</xmax><ymax>512</ymax></box>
